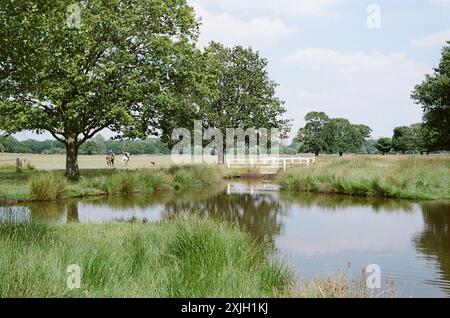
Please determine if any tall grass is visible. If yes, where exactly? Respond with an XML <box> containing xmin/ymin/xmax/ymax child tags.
<box><xmin>79</xmin><ymin>165</ymin><xmax>223</xmax><ymax>195</ymax></box>
<box><xmin>95</xmin><ymin>173</ymin><xmax>137</xmax><ymax>195</ymax></box>
<box><xmin>293</xmin><ymin>271</ymin><xmax>397</xmax><ymax>298</ymax></box>
<box><xmin>136</xmin><ymin>170</ymin><xmax>173</xmax><ymax>192</ymax></box>
<box><xmin>168</xmin><ymin>164</ymin><xmax>223</xmax><ymax>190</ymax></box>
<box><xmin>0</xmin><ymin>218</ymin><xmax>292</xmax><ymax>298</ymax></box>
<box><xmin>0</xmin><ymin>164</ymin><xmax>224</xmax><ymax>202</ymax></box>
<box><xmin>280</xmin><ymin>156</ymin><xmax>450</xmax><ymax>200</ymax></box>
<box><xmin>29</xmin><ymin>173</ymin><xmax>67</xmax><ymax>201</ymax></box>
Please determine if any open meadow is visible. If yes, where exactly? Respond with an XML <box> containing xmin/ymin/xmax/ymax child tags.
<box><xmin>1</xmin><ymin>153</ymin><xmax>449</xmax><ymax>202</ymax></box>
<box><xmin>0</xmin><ymin>153</ymin><xmax>175</xmax><ymax>170</ymax></box>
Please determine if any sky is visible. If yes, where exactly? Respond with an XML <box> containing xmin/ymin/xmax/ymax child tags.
<box><xmin>15</xmin><ymin>0</ymin><xmax>450</xmax><ymax>141</ymax></box>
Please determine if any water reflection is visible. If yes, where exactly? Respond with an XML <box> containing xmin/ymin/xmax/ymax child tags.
<box><xmin>281</xmin><ymin>192</ymin><xmax>415</xmax><ymax>212</ymax></box>
<box><xmin>413</xmin><ymin>203</ymin><xmax>450</xmax><ymax>295</ymax></box>
<box><xmin>162</xmin><ymin>192</ymin><xmax>288</xmax><ymax>245</ymax></box>
<box><xmin>67</xmin><ymin>203</ymin><xmax>79</xmax><ymax>223</ymax></box>
<box><xmin>0</xmin><ymin>206</ymin><xmax>30</xmax><ymax>223</ymax></box>
<box><xmin>1</xmin><ymin>182</ymin><xmax>450</xmax><ymax>297</ymax></box>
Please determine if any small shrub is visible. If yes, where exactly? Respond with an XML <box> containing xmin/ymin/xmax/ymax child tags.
<box><xmin>29</xmin><ymin>173</ymin><xmax>67</xmax><ymax>201</ymax></box>
<box><xmin>172</xmin><ymin>170</ymin><xmax>201</xmax><ymax>190</ymax></box>
<box><xmin>80</xmin><ymin>176</ymin><xmax>107</xmax><ymax>190</ymax></box>
<box><xmin>137</xmin><ymin>170</ymin><xmax>172</xmax><ymax>192</ymax></box>
<box><xmin>102</xmin><ymin>173</ymin><xmax>137</xmax><ymax>194</ymax></box>
<box><xmin>168</xmin><ymin>164</ymin><xmax>222</xmax><ymax>190</ymax></box>
<box><xmin>189</xmin><ymin>164</ymin><xmax>222</xmax><ymax>186</ymax></box>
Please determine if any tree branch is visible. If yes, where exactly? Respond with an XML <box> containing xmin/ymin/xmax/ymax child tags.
<box><xmin>79</xmin><ymin>126</ymin><xmax>108</xmax><ymax>146</ymax></box>
<box><xmin>48</xmin><ymin>130</ymin><xmax>66</xmax><ymax>144</ymax></box>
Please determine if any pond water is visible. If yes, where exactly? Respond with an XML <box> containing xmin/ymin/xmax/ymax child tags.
<box><xmin>1</xmin><ymin>181</ymin><xmax>449</xmax><ymax>298</ymax></box>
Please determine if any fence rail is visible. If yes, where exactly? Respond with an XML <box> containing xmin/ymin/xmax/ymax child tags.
<box><xmin>226</xmin><ymin>157</ymin><xmax>315</xmax><ymax>171</ymax></box>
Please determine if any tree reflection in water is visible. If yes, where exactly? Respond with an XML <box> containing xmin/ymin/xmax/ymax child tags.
<box><xmin>413</xmin><ymin>203</ymin><xmax>450</xmax><ymax>296</ymax></box>
<box><xmin>66</xmin><ymin>203</ymin><xmax>79</xmax><ymax>223</ymax></box>
<box><xmin>280</xmin><ymin>192</ymin><xmax>415</xmax><ymax>212</ymax></box>
<box><xmin>162</xmin><ymin>192</ymin><xmax>289</xmax><ymax>246</ymax></box>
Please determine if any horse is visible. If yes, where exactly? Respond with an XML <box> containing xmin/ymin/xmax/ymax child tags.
<box><xmin>106</xmin><ymin>154</ymin><xmax>115</xmax><ymax>167</ymax></box>
<box><xmin>122</xmin><ymin>154</ymin><xmax>130</xmax><ymax>167</ymax></box>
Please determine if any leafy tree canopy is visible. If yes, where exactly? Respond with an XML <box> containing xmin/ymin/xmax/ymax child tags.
<box><xmin>411</xmin><ymin>41</ymin><xmax>450</xmax><ymax>150</ymax></box>
<box><xmin>374</xmin><ymin>137</ymin><xmax>392</xmax><ymax>155</ymax></box>
<box><xmin>392</xmin><ymin>125</ymin><xmax>419</xmax><ymax>154</ymax></box>
<box><xmin>0</xmin><ymin>0</ymin><xmax>204</xmax><ymax>179</ymax></box>
<box><xmin>295</xmin><ymin>112</ymin><xmax>371</xmax><ymax>156</ymax></box>
<box><xmin>200</xmin><ymin>42</ymin><xmax>291</xmax><ymax>161</ymax></box>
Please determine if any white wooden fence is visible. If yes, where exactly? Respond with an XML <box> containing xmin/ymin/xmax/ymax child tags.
<box><xmin>227</xmin><ymin>183</ymin><xmax>280</xmax><ymax>195</ymax></box>
<box><xmin>226</xmin><ymin>157</ymin><xmax>315</xmax><ymax>171</ymax></box>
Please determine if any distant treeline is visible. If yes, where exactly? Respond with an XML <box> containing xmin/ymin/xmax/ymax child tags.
<box><xmin>0</xmin><ymin>135</ymin><xmax>170</xmax><ymax>155</ymax></box>
<box><xmin>284</xmin><ymin>112</ymin><xmax>448</xmax><ymax>156</ymax></box>
<box><xmin>1</xmin><ymin>127</ymin><xmax>446</xmax><ymax>157</ymax></box>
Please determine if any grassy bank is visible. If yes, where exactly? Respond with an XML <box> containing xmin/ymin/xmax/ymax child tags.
<box><xmin>0</xmin><ymin>218</ymin><xmax>291</xmax><ymax>297</ymax></box>
<box><xmin>0</xmin><ymin>165</ymin><xmax>223</xmax><ymax>203</ymax></box>
<box><xmin>280</xmin><ymin>156</ymin><xmax>450</xmax><ymax>200</ymax></box>
<box><xmin>0</xmin><ymin>217</ymin><xmax>380</xmax><ymax>298</ymax></box>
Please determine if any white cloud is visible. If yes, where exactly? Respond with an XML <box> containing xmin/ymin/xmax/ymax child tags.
<box><xmin>411</xmin><ymin>29</ymin><xmax>450</xmax><ymax>48</ymax></box>
<box><xmin>192</xmin><ymin>3</ymin><xmax>297</xmax><ymax>49</ymax></box>
<box><xmin>282</xmin><ymin>49</ymin><xmax>430</xmax><ymax>137</ymax></box>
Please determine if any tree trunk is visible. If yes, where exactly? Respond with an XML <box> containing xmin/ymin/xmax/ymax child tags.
<box><xmin>67</xmin><ymin>203</ymin><xmax>79</xmax><ymax>223</ymax></box>
<box><xmin>65</xmin><ymin>137</ymin><xmax>80</xmax><ymax>181</ymax></box>
<box><xmin>315</xmin><ymin>150</ymin><xmax>319</xmax><ymax>157</ymax></box>
<box><xmin>218</xmin><ymin>147</ymin><xmax>225</xmax><ymax>165</ymax></box>
<box><xmin>339</xmin><ymin>151</ymin><xmax>343</xmax><ymax>157</ymax></box>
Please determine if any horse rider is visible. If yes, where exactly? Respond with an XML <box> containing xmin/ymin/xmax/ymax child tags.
<box><xmin>106</xmin><ymin>149</ymin><xmax>115</xmax><ymax>167</ymax></box>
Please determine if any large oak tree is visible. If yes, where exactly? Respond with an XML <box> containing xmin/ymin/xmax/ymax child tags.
<box><xmin>295</xmin><ymin>112</ymin><xmax>371</xmax><ymax>156</ymax></box>
<box><xmin>411</xmin><ymin>41</ymin><xmax>450</xmax><ymax>150</ymax></box>
<box><xmin>0</xmin><ymin>0</ymin><xmax>205</xmax><ymax>180</ymax></box>
<box><xmin>201</xmin><ymin>42</ymin><xmax>290</xmax><ymax>162</ymax></box>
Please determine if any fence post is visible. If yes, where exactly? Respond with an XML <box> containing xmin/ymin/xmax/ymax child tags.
<box><xmin>16</xmin><ymin>158</ymin><xmax>24</xmax><ymax>172</ymax></box>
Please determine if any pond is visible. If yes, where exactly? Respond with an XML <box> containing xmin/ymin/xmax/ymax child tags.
<box><xmin>1</xmin><ymin>181</ymin><xmax>449</xmax><ymax>298</ymax></box>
